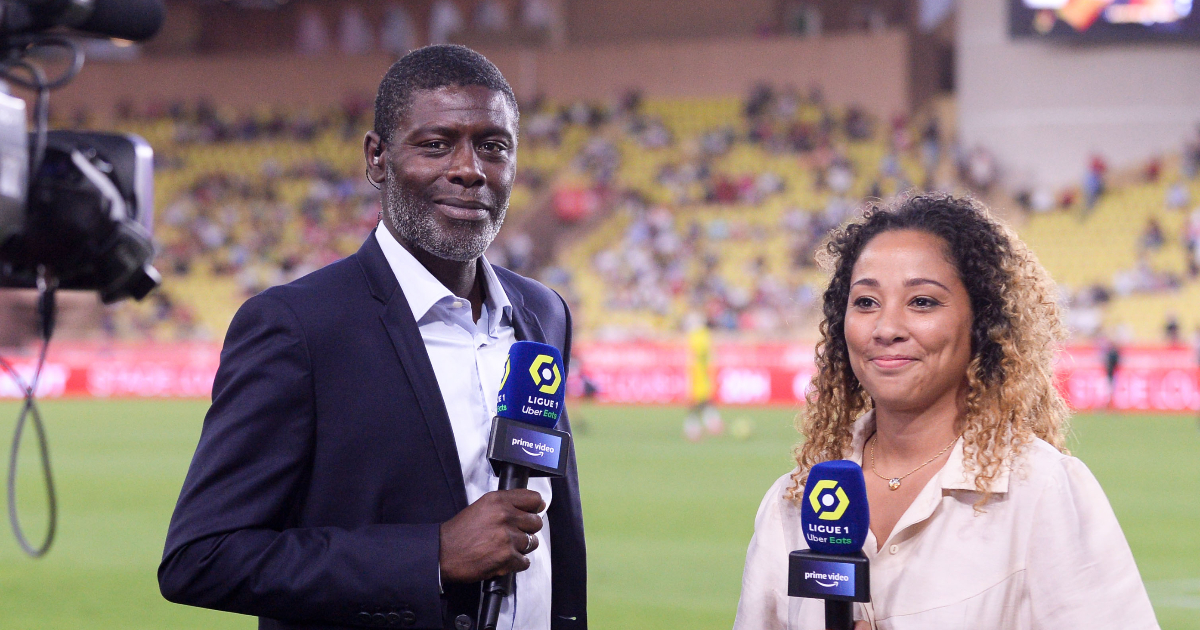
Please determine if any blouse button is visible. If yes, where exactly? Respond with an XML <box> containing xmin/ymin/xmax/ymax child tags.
<box><xmin>889</xmin><ymin>544</ymin><xmax>899</xmax><ymax>555</ymax></box>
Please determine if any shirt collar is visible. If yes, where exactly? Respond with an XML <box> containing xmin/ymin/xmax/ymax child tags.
<box><xmin>373</xmin><ymin>223</ymin><xmax>513</xmax><ymax>329</ymax></box>
<box><xmin>847</xmin><ymin>410</ymin><xmax>1010</xmax><ymax>494</ymax></box>
<box><xmin>476</xmin><ymin>248</ymin><xmax>514</xmax><ymax>335</ymax></box>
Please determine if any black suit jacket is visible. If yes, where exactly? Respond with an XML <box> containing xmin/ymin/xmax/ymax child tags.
<box><xmin>159</xmin><ymin>233</ymin><xmax>587</xmax><ymax>630</ymax></box>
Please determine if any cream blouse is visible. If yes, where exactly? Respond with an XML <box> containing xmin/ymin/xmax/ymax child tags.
<box><xmin>733</xmin><ymin>412</ymin><xmax>1159</xmax><ymax>630</ymax></box>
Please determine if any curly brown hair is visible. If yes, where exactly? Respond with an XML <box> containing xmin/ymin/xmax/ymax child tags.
<box><xmin>787</xmin><ymin>194</ymin><xmax>1070</xmax><ymax>506</ymax></box>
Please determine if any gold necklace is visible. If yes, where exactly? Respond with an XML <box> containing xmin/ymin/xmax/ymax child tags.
<box><xmin>869</xmin><ymin>433</ymin><xmax>960</xmax><ymax>491</ymax></box>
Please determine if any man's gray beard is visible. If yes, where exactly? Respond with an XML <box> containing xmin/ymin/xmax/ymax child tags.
<box><xmin>384</xmin><ymin>165</ymin><xmax>506</xmax><ymax>262</ymax></box>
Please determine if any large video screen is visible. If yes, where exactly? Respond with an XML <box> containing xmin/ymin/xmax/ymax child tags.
<box><xmin>1010</xmin><ymin>0</ymin><xmax>1200</xmax><ymax>39</ymax></box>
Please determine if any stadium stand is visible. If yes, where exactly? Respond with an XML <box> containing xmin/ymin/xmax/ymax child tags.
<box><xmin>1021</xmin><ymin>155</ymin><xmax>1200</xmax><ymax>343</ymax></box>
<box><xmin>75</xmin><ymin>87</ymin><xmax>1200</xmax><ymax>346</ymax></box>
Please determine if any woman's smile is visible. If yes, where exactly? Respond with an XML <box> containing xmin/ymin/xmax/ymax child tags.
<box><xmin>867</xmin><ymin>354</ymin><xmax>918</xmax><ymax>370</ymax></box>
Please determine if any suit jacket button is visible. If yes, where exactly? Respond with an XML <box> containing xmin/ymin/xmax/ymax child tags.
<box><xmin>400</xmin><ymin>610</ymin><xmax>417</xmax><ymax>626</ymax></box>
<box><xmin>386</xmin><ymin>612</ymin><xmax>401</xmax><ymax>626</ymax></box>
<box><xmin>372</xmin><ymin>613</ymin><xmax>388</xmax><ymax>626</ymax></box>
<box><xmin>358</xmin><ymin>612</ymin><xmax>373</xmax><ymax>625</ymax></box>
<box><xmin>454</xmin><ymin>614</ymin><xmax>473</xmax><ymax>630</ymax></box>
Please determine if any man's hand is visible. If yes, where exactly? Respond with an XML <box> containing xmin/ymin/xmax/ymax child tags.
<box><xmin>439</xmin><ymin>489</ymin><xmax>545</xmax><ymax>583</ymax></box>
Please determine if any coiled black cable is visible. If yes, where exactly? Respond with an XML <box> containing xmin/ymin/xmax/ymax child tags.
<box><xmin>4</xmin><ymin>268</ymin><xmax>57</xmax><ymax>557</ymax></box>
<box><xmin>0</xmin><ymin>35</ymin><xmax>84</xmax><ymax>558</ymax></box>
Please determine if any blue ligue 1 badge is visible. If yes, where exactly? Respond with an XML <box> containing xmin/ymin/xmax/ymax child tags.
<box><xmin>497</xmin><ymin>341</ymin><xmax>565</xmax><ymax>429</ymax></box>
<box><xmin>800</xmin><ymin>460</ymin><xmax>870</xmax><ymax>555</ymax></box>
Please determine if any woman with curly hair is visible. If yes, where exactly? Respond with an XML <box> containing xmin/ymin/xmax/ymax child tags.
<box><xmin>733</xmin><ymin>195</ymin><xmax>1158</xmax><ymax>629</ymax></box>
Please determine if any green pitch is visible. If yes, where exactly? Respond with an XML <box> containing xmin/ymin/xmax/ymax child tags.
<box><xmin>0</xmin><ymin>400</ymin><xmax>1197</xmax><ymax>629</ymax></box>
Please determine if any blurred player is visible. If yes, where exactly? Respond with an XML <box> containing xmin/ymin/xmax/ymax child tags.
<box><xmin>1098</xmin><ymin>331</ymin><xmax>1121</xmax><ymax>408</ymax></box>
<box><xmin>684</xmin><ymin>312</ymin><xmax>722</xmax><ymax>440</ymax></box>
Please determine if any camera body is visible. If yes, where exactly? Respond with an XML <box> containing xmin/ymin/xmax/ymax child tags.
<box><xmin>0</xmin><ymin>0</ymin><xmax>167</xmax><ymax>305</ymax></box>
<box><xmin>0</xmin><ymin>80</ymin><xmax>159</xmax><ymax>303</ymax></box>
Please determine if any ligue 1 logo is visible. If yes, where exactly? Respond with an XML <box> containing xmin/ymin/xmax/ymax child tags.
<box><xmin>801</xmin><ymin>461</ymin><xmax>868</xmax><ymax>553</ymax></box>
<box><xmin>529</xmin><ymin>354</ymin><xmax>562</xmax><ymax>395</ymax></box>
<box><xmin>808</xmin><ymin>480</ymin><xmax>850</xmax><ymax>521</ymax></box>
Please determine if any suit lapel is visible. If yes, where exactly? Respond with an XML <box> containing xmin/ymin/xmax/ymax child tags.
<box><xmin>497</xmin><ymin>274</ymin><xmax>546</xmax><ymax>344</ymax></box>
<box><xmin>357</xmin><ymin>234</ymin><xmax>470</xmax><ymax>513</ymax></box>
<box><xmin>380</xmin><ymin>298</ymin><xmax>470</xmax><ymax>512</ymax></box>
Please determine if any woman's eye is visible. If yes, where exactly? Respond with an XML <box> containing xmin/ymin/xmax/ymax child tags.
<box><xmin>911</xmin><ymin>297</ymin><xmax>940</xmax><ymax>308</ymax></box>
<box><xmin>852</xmin><ymin>297</ymin><xmax>876</xmax><ymax>308</ymax></box>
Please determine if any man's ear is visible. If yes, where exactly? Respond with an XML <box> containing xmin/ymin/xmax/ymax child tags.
<box><xmin>364</xmin><ymin>131</ymin><xmax>386</xmax><ymax>184</ymax></box>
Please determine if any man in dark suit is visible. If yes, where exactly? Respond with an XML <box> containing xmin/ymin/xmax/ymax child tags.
<box><xmin>159</xmin><ymin>45</ymin><xmax>586</xmax><ymax>630</ymax></box>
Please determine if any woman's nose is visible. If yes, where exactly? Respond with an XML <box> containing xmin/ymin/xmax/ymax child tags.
<box><xmin>873</xmin><ymin>304</ymin><xmax>908</xmax><ymax>344</ymax></box>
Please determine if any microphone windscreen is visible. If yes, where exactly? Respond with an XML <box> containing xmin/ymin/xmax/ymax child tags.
<box><xmin>799</xmin><ymin>460</ymin><xmax>869</xmax><ymax>555</ymax></box>
<box><xmin>80</xmin><ymin>0</ymin><xmax>165</xmax><ymax>41</ymax></box>
<box><xmin>496</xmin><ymin>341</ymin><xmax>565</xmax><ymax>428</ymax></box>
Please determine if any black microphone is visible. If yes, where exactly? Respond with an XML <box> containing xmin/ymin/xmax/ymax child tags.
<box><xmin>789</xmin><ymin>460</ymin><xmax>871</xmax><ymax>630</ymax></box>
<box><xmin>479</xmin><ymin>341</ymin><xmax>571</xmax><ymax>630</ymax></box>
<box><xmin>1</xmin><ymin>0</ymin><xmax>165</xmax><ymax>41</ymax></box>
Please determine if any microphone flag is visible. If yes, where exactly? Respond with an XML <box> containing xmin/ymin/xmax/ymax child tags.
<box><xmin>487</xmin><ymin>341</ymin><xmax>570</xmax><ymax>477</ymax></box>
<box><xmin>800</xmin><ymin>459</ymin><xmax>869</xmax><ymax>554</ymax></box>
<box><xmin>789</xmin><ymin>460</ymin><xmax>871</xmax><ymax>630</ymax></box>
<box><xmin>497</xmin><ymin>340</ymin><xmax>565</xmax><ymax>427</ymax></box>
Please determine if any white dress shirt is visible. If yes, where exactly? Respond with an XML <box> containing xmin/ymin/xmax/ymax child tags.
<box><xmin>734</xmin><ymin>410</ymin><xmax>1160</xmax><ymax>630</ymax></box>
<box><xmin>375</xmin><ymin>224</ymin><xmax>552</xmax><ymax>630</ymax></box>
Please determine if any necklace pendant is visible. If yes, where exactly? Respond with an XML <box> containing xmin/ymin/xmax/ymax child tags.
<box><xmin>888</xmin><ymin>478</ymin><xmax>901</xmax><ymax>491</ymax></box>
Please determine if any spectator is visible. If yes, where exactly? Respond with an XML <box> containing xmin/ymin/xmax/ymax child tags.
<box><xmin>743</xmin><ymin>83</ymin><xmax>774</xmax><ymax>119</ymax></box>
<box><xmin>1144</xmin><ymin>155</ymin><xmax>1163</xmax><ymax>182</ymax></box>
<box><xmin>1185</xmin><ymin>207</ymin><xmax>1200</xmax><ymax>277</ymax></box>
<box><xmin>1165</xmin><ymin>314</ymin><xmax>1181</xmax><ymax>346</ymax></box>
<box><xmin>965</xmin><ymin>147</ymin><xmax>997</xmax><ymax>192</ymax></box>
<box><xmin>845</xmin><ymin>105</ymin><xmax>872</xmax><ymax>140</ymax></box>
<box><xmin>1140</xmin><ymin>217</ymin><xmax>1165</xmax><ymax>252</ymax></box>
<box><xmin>1166</xmin><ymin>180</ymin><xmax>1190</xmax><ymax>210</ymax></box>
<box><xmin>920</xmin><ymin>118</ymin><xmax>941</xmax><ymax>172</ymax></box>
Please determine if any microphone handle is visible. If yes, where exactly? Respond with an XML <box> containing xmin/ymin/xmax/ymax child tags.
<box><xmin>825</xmin><ymin>599</ymin><xmax>854</xmax><ymax>630</ymax></box>
<box><xmin>479</xmin><ymin>463</ymin><xmax>531</xmax><ymax>630</ymax></box>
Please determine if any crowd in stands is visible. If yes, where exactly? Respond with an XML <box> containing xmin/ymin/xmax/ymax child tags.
<box><xmin>1023</xmin><ymin>125</ymin><xmax>1200</xmax><ymax>343</ymax></box>
<box><xmin>51</xmin><ymin>84</ymin><xmax>1200</xmax><ymax>345</ymax></box>
<box><xmin>540</xmin><ymin>98</ymin><xmax>1200</xmax><ymax>343</ymax></box>
<box><xmin>58</xmin><ymin>93</ymin><xmax>569</xmax><ymax>340</ymax></box>
<box><xmin>515</xmin><ymin>84</ymin><xmax>962</xmax><ymax>338</ymax></box>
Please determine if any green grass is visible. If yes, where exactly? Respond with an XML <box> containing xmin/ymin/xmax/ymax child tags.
<box><xmin>0</xmin><ymin>401</ymin><xmax>1197</xmax><ymax>629</ymax></box>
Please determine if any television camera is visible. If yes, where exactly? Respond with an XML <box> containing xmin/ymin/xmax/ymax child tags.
<box><xmin>0</xmin><ymin>0</ymin><xmax>165</xmax><ymax>558</ymax></box>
